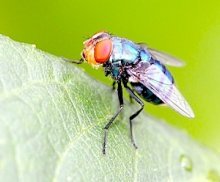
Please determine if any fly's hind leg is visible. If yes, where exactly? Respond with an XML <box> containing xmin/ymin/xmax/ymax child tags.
<box><xmin>124</xmin><ymin>84</ymin><xmax>144</xmax><ymax>149</ymax></box>
<box><xmin>103</xmin><ymin>81</ymin><xmax>124</xmax><ymax>154</ymax></box>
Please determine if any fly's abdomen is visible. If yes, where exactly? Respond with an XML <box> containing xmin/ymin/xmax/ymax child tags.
<box><xmin>131</xmin><ymin>82</ymin><xmax>163</xmax><ymax>105</ymax></box>
<box><xmin>129</xmin><ymin>60</ymin><xmax>174</xmax><ymax>105</ymax></box>
<box><xmin>153</xmin><ymin>60</ymin><xmax>174</xmax><ymax>83</ymax></box>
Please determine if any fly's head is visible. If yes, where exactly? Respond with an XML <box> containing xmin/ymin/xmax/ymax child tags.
<box><xmin>81</xmin><ymin>32</ymin><xmax>112</xmax><ymax>67</ymax></box>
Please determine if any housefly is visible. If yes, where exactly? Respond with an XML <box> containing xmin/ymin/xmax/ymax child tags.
<box><xmin>64</xmin><ymin>32</ymin><xmax>195</xmax><ymax>154</ymax></box>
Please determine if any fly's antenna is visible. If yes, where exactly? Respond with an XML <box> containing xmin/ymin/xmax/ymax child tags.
<box><xmin>62</xmin><ymin>57</ymin><xmax>84</xmax><ymax>64</ymax></box>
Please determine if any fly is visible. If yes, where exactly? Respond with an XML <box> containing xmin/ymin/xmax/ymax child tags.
<box><xmin>64</xmin><ymin>32</ymin><xmax>195</xmax><ymax>154</ymax></box>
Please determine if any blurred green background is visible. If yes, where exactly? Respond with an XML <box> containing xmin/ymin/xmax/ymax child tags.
<box><xmin>1</xmin><ymin>0</ymin><xmax>220</xmax><ymax>153</ymax></box>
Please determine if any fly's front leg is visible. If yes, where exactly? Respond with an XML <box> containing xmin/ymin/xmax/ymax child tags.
<box><xmin>124</xmin><ymin>85</ymin><xmax>144</xmax><ymax>149</ymax></box>
<box><xmin>103</xmin><ymin>81</ymin><xmax>124</xmax><ymax>154</ymax></box>
<box><xmin>63</xmin><ymin>57</ymin><xmax>84</xmax><ymax>64</ymax></box>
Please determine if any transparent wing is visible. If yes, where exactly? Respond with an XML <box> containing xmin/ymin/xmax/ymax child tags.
<box><xmin>138</xmin><ymin>43</ymin><xmax>185</xmax><ymax>67</ymax></box>
<box><xmin>148</xmin><ymin>48</ymin><xmax>185</xmax><ymax>67</ymax></box>
<box><xmin>127</xmin><ymin>62</ymin><xmax>194</xmax><ymax>118</ymax></box>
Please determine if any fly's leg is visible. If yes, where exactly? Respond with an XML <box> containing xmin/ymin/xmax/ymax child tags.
<box><xmin>112</xmin><ymin>81</ymin><xmax>116</xmax><ymax>91</ymax></box>
<box><xmin>103</xmin><ymin>81</ymin><xmax>124</xmax><ymax>154</ymax></box>
<box><xmin>112</xmin><ymin>81</ymin><xmax>134</xmax><ymax>103</ymax></box>
<box><xmin>63</xmin><ymin>57</ymin><xmax>84</xmax><ymax>64</ymax></box>
<box><xmin>113</xmin><ymin>81</ymin><xmax>133</xmax><ymax>103</ymax></box>
<box><xmin>124</xmin><ymin>85</ymin><xmax>144</xmax><ymax>149</ymax></box>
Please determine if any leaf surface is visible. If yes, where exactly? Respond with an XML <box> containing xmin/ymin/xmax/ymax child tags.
<box><xmin>0</xmin><ymin>35</ymin><xmax>220</xmax><ymax>182</ymax></box>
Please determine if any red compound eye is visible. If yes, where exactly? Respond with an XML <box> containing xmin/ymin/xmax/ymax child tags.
<box><xmin>94</xmin><ymin>39</ymin><xmax>112</xmax><ymax>63</ymax></box>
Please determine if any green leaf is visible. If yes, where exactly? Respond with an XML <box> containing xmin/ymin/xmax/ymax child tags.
<box><xmin>0</xmin><ymin>34</ymin><xmax>220</xmax><ymax>182</ymax></box>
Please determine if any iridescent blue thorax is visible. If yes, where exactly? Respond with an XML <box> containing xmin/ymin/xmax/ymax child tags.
<box><xmin>105</xmin><ymin>36</ymin><xmax>151</xmax><ymax>79</ymax></box>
